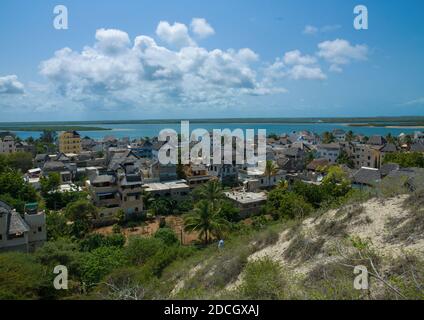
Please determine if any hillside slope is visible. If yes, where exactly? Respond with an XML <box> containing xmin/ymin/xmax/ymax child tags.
<box><xmin>169</xmin><ymin>194</ymin><xmax>424</xmax><ymax>300</ymax></box>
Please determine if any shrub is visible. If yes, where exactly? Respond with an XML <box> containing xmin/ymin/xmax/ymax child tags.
<box><xmin>79</xmin><ymin>233</ymin><xmax>126</xmax><ymax>252</ymax></box>
<box><xmin>154</xmin><ymin>228</ymin><xmax>179</xmax><ymax>246</ymax></box>
<box><xmin>238</xmin><ymin>258</ymin><xmax>287</xmax><ymax>300</ymax></box>
<box><xmin>112</xmin><ymin>224</ymin><xmax>122</xmax><ymax>234</ymax></box>
<box><xmin>0</xmin><ymin>252</ymin><xmax>50</xmax><ymax>300</ymax></box>
<box><xmin>80</xmin><ymin>246</ymin><xmax>128</xmax><ymax>287</ymax></box>
<box><xmin>125</xmin><ymin>237</ymin><xmax>163</xmax><ymax>265</ymax></box>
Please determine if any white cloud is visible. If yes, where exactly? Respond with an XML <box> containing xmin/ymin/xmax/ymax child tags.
<box><xmin>264</xmin><ymin>50</ymin><xmax>326</xmax><ymax>81</ymax></box>
<box><xmin>303</xmin><ymin>25</ymin><xmax>319</xmax><ymax>35</ymax></box>
<box><xmin>95</xmin><ymin>28</ymin><xmax>131</xmax><ymax>55</ymax></box>
<box><xmin>402</xmin><ymin>97</ymin><xmax>424</xmax><ymax>106</ymax></box>
<box><xmin>156</xmin><ymin>21</ymin><xmax>196</xmax><ymax>48</ymax></box>
<box><xmin>303</xmin><ymin>24</ymin><xmax>341</xmax><ymax>35</ymax></box>
<box><xmin>39</xmin><ymin>27</ymin><xmax>282</xmax><ymax>109</ymax></box>
<box><xmin>288</xmin><ymin>65</ymin><xmax>327</xmax><ymax>80</ymax></box>
<box><xmin>283</xmin><ymin>50</ymin><xmax>316</xmax><ymax>65</ymax></box>
<box><xmin>317</xmin><ymin>39</ymin><xmax>368</xmax><ymax>71</ymax></box>
<box><xmin>0</xmin><ymin>75</ymin><xmax>24</xmax><ymax>94</ymax></box>
<box><xmin>191</xmin><ymin>18</ymin><xmax>215</xmax><ymax>38</ymax></box>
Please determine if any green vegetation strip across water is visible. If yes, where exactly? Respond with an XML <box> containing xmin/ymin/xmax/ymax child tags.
<box><xmin>0</xmin><ymin>126</ymin><xmax>111</xmax><ymax>132</ymax></box>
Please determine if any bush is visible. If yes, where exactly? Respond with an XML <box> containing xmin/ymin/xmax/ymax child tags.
<box><xmin>80</xmin><ymin>246</ymin><xmax>128</xmax><ymax>287</ymax></box>
<box><xmin>112</xmin><ymin>224</ymin><xmax>122</xmax><ymax>234</ymax></box>
<box><xmin>238</xmin><ymin>258</ymin><xmax>287</xmax><ymax>300</ymax></box>
<box><xmin>0</xmin><ymin>252</ymin><xmax>50</xmax><ymax>299</ymax></box>
<box><xmin>79</xmin><ymin>234</ymin><xmax>126</xmax><ymax>252</ymax></box>
<box><xmin>125</xmin><ymin>237</ymin><xmax>163</xmax><ymax>265</ymax></box>
<box><xmin>154</xmin><ymin>228</ymin><xmax>179</xmax><ymax>246</ymax></box>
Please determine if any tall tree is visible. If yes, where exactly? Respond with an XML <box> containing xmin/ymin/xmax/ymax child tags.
<box><xmin>194</xmin><ymin>180</ymin><xmax>224</xmax><ymax>208</ymax></box>
<box><xmin>346</xmin><ymin>130</ymin><xmax>355</xmax><ymax>142</ymax></box>
<box><xmin>264</xmin><ymin>160</ymin><xmax>279</xmax><ymax>187</ymax></box>
<box><xmin>64</xmin><ymin>200</ymin><xmax>98</xmax><ymax>238</ymax></box>
<box><xmin>184</xmin><ymin>200</ymin><xmax>229</xmax><ymax>245</ymax></box>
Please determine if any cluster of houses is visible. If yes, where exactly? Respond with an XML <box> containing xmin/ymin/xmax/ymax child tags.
<box><xmin>1</xmin><ymin>128</ymin><xmax>424</xmax><ymax>252</ymax></box>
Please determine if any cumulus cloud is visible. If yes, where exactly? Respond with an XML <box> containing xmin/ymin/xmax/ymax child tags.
<box><xmin>156</xmin><ymin>21</ymin><xmax>195</xmax><ymax>48</ymax></box>
<box><xmin>39</xmin><ymin>27</ymin><xmax>282</xmax><ymax>109</ymax></box>
<box><xmin>288</xmin><ymin>65</ymin><xmax>326</xmax><ymax>80</ymax></box>
<box><xmin>283</xmin><ymin>50</ymin><xmax>316</xmax><ymax>65</ymax></box>
<box><xmin>191</xmin><ymin>18</ymin><xmax>215</xmax><ymax>38</ymax></box>
<box><xmin>33</xmin><ymin>24</ymin><xmax>367</xmax><ymax>113</ymax></box>
<box><xmin>317</xmin><ymin>39</ymin><xmax>368</xmax><ymax>72</ymax></box>
<box><xmin>0</xmin><ymin>75</ymin><xmax>24</xmax><ymax>94</ymax></box>
<box><xmin>264</xmin><ymin>50</ymin><xmax>326</xmax><ymax>81</ymax></box>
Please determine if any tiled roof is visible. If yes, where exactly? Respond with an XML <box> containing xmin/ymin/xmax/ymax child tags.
<box><xmin>8</xmin><ymin>211</ymin><xmax>30</xmax><ymax>235</ymax></box>
<box><xmin>380</xmin><ymin>143</ymin><xmax>398</xmax><ymax>153</ymax></box>
<box><xmin>352</xmin><ymin>167</ymin><xmax>381</xmax><ymax>186</ymax></box>
<box><xmin>368</xmin><ymin>135</ymin><xmax>387</xmax><ymax>146</ymax></box>
<box><xmin>410</xmin><ymin>142</ymin><xmax>424</xmax><ymax>152</ymax></box>
<box><xmin>307</xmin><ymin>158</ymin><xmax>330</xmax><ymax>171</ymax></box>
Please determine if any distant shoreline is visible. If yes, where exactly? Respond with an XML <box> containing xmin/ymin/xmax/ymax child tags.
<box><xmin>0</xmin><ymin>126</ymin><xmax>112</xmax><ymax>132</ymax></box>
<box><xmin>1</xmin><ymin>116</ymin><xmax>424</xmax><ymax>126</ymax></box>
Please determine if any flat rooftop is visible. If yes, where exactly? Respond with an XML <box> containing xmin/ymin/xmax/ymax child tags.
<box><xmin>143</xmin><ymin>180</ymin><xmax>189</xmax><ymax>192</ymax></box>
<box><xmin>224</xmin><ymin>191</ymin><xmax>267</xmax><ymax>204</ymax></box>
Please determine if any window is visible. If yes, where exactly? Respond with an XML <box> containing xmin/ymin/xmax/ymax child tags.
<box><xmin>38</xmin><ymin>227</ymin><xmax>42</xmax><ymax>232</ymax></box>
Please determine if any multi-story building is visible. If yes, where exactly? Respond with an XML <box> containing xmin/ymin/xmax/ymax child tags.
<box><xmin>184</xmin><ymin>164</ymin><xmax>213</xmax><ymax>188</ymax></box>
<box><xmin>0</xmin><ymin>201</ymin><xmax>46</xmax><ymax>253</ymax></box>
<box><xmin>0</xmin><ymin>135</ymin><xmax>16</xmax><ymax>154</ymax></box>
<box><xmin>224</xmin><ymin>190</ymin><xmax>267</xmax><ymax>218</ymax></box>
<box><xmin>87</xmin><ymin>168</ymin><xmax>144</xmax><ymax>225</ymax></box>
<box><xmin>351</xmin><ymin>144</ymin><xmax>382</xmax><ymax>169</ymax></box>
<box><xmin>332</xmin><ymin>129</ymin><xmax>346</xmax><ymax>141</ymax></box>
<box><xmin>316</xmin><ymin>143</ymin><xmax>341</xmax><ymax>164</ymax></box>
<box><xmin>59</xmin><ymin>131</ymin><xmax>82</xmax><ymax>154</ymax></box>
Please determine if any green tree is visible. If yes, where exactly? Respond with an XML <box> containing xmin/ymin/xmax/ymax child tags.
<box><xmin>184</xmin><ymin>200</ymin><xmax>229</xmax><ymax>244</ymax></box>
<box><xmin>40</xmin><ymin>130</ymin><xmax>57</xmax><ymax>144</ymax></box>
<box><xmin>322</xmin><ymin>131</ymin><xmax>335</xmax><ymax>144</ymax></box>
<box><xmin>45</xmin><ymin>210</ymin><xmax>70</xmax><ymax>240</ymax></box>
<box><xmin>148</xmin><ymin>198</ymin><xmax>169</xmax><ymax>217</ymax></box>
<box><xmin>40</xmin><ymin>172</ymin><xmax>61</xmax><ymax>196</ymax></box>
<box><xmin>271</xmin><ymin>192</ymin><xmax>313</xmax><ymax>220</ymax></box>
<box><xmin>264</xmin><ymin>160</ymin><xmax>279</xmax><ymax>187</ymax></box>
<box><xmin>194</xmin><ymin>180</ymin><xmax>224</xmax><ymax>208</ymax></box>
<box><xmin>125</xmin><ymin>237</ymin><xmax>163</xmax><ymax>265</ymax></box>
<box><xmin>154</xmin><ymin>227</ymin><xmax>179</xmax><ymax>246</ymax></box>
<box><xmin>337</xmin><ymin>150</ymin><xmax>355</xmax><ymax>168</ymax></box>
<box><xmin>64</xmin><ymin>200</ymin><xmax>98</xmax><ymax>238</ymax></box>
<box><xmin>345</xmin><ymin>130</ymin><xmax>355</xmax><ymax>142</ymax></box>
<box><xmin>2</xmin><ymin>152</ymin><xmax>33</xmax><ymax>172</ymax></box>
<box><xmin>0</xmin><ymin>169</ymin><xmax>37</xmax><ymax>212</ymax></box>
<box><xmin>0</xmin><ymin>252</ymin><xmax>49</xmax><ymax>299</ymax></box>
<box><xmin>81</xmin><ymin>246</ymin><xmax>127</xmax><ymax>287</ymax></box>
<box><xmin>383</xmin><ymin>152</ymin><xmax>424</xmax><ymax>168</ymax></box>
<box><xmin>114</xmin><ymin>209</ymin><xmax>126</xmax><ymax>225</ymax></box>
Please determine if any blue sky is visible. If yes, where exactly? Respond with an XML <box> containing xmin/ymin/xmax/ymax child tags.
<box><xmin>0</xmin><ymin>0</ymin><xmax>423</xmax><ymax>121</ymax></box>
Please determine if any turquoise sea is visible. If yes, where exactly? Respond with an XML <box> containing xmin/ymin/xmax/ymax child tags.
<box><xmin>1</xmin><ymin>121</ymin><xmax>422</xmax><ymax>140</ymax></box>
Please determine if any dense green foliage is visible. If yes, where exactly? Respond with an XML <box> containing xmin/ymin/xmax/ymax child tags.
<box><xmin>383</xmin><ymin>152</ymin><xmax>424</xmax><ymax>168</ymax></box>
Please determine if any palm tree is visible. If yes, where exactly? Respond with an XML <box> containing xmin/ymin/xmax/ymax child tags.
<box><xmin>264</xmin><ymin>160</ymin><xmax>279</xmax><ymax>187</ymax></box>
<box><xmin>141</xmin><ymin>189</ymin><xmax>153</xmax><ymax>210</ymax></box>
<box><xmin>184</xmin><ymin>200</ymin><xmax>229</xmax><ymax>245</ymax></box>
<box><xmin>346</xmin><ymin>130</ymin><xmax>355</xmax><ymax>142</ymax></box>
<box><xmin>195</xmin><ymin>180</ymin><xmax>224</xmax><ymax>208</ymax></box>
<box><xmin>148</xmin><ymin>198</ymin><xmax>167</xmax><ymax>217</ymax></box>
<box><xmin>277</xmin><ymin>180</ymin><xmax>289</xmax><ymax>190</ymax></box>
<box><xmin>322</xmin><ymin>131</ymin><xmax>335</xmax><ymax>144</ymax></box>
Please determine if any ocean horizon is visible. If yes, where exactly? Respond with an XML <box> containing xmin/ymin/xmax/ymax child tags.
<box><xmin>1</xmin><ymin>117</ymin><xmax>423</xmax><ymax>140</ymax></box>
